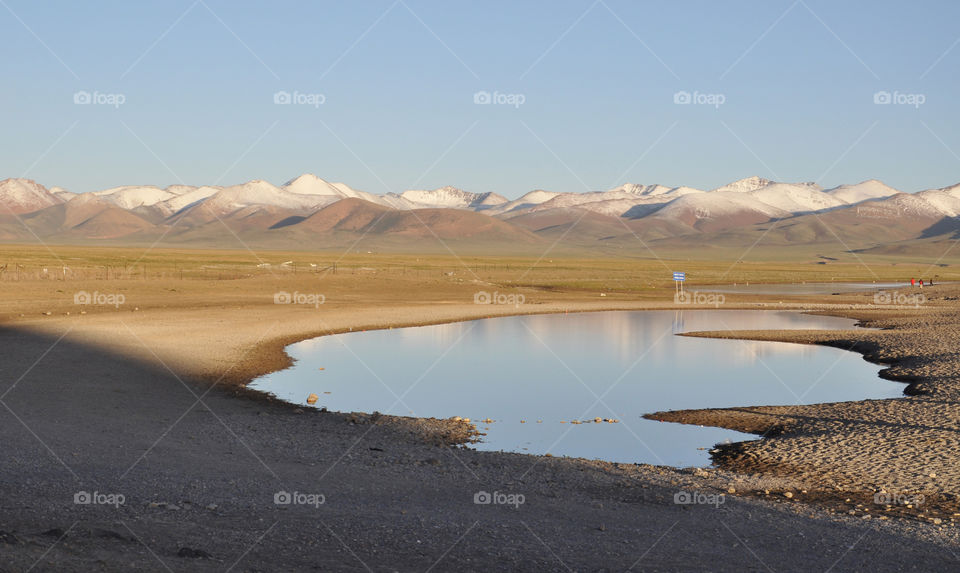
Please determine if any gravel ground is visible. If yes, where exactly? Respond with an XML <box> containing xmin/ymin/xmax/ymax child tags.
<box><xmin>1</xmin><ymin>287</ymin><xmax>959</xmax><ymax>570</ymax></box>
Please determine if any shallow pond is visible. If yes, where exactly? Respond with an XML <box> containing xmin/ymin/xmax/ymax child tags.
<box><xmin>251</xmin><ymin>310</ymin><xmax>903</xmax><ymax>467</ymax></box>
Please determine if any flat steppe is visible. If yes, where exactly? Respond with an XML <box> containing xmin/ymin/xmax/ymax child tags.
<box><xmin>1</xmin><ymin>246</ymin><xmax>958</xmax><ymax>571</ymax></box>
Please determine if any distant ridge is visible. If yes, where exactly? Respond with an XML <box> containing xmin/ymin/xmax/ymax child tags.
<box><xmin>1</xmin><ymin>174</ymin><xmax>956</xmax><ymax>253</ymax></box>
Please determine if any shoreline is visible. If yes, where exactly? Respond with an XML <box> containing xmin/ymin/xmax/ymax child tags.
<box><xmin>241</xmin><ymin>303</ymin><xmax>890</xmax><ymax>446</ymax></box>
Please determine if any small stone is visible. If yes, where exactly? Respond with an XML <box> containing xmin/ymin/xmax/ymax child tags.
<box><xmin>206</xmin><ymin>504</ymin><xmax>218</xmax><ymax>510</ymax></box>
<box><xmin>933</xmin><ymin>518</ymin><xmax>943</xmax><ymax>525</ymax></box>
<box><xmin>783</xmin><ymin>492</ymin><xmax>793</xmax><ymax>499</ymax></box>
<box><xmin>727</xmin><ymin>487</ymin><xmax>736</xmax><ymax>494</ymax></box>
<box><xmin>929</xmin><ymin>472</ymin><xmax>937</xmax><ymax>478</ymax></box>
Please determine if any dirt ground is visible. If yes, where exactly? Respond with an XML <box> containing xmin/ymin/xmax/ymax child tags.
<box><xmin>1</xmin><ymin>260</ymin><xmax>959</xmax><ymax>571</ymax></box>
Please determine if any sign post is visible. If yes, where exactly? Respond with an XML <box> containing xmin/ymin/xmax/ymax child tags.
<box><xmin>673</xmin><ymin>271</ymin><xmax>686</xmax><ymax>296</ymax></box>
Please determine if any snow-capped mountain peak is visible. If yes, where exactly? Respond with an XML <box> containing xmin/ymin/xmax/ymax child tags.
<box><xmin>94</xmin><ymin>185</ymin><xmax>177</xmax><ymax>209</ymax></box>
<box><xmin>825</xmin><ymin>180</ymin><xmax>899</xmax><ymax>204</ymax></box>
<box><xmin>396</xmin><ymin>186</ymin><xmax>508</xmax><ymax>210</ymax></box>
<box><xmin>0</xmin><ymin>178</ymin><xmax>64</xmax><ymax>214</ymax></box>
<box><xmin>711</xmin><ymin>176</ymin><xmax>773</xmax><ymax>193</ymax></box>
<box><xmin>283</xmin><ymin>173</ymin><xmax>344</xmax><ymax>196</ymax></box>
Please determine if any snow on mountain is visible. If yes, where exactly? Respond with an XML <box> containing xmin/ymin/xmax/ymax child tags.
<box><xmin>159</xmin><ymin>186</ymin><xmax>222</xmax><ymax>214</ymax></box>
<box><xmin>0</xmin><ymin>178</ymin><xmax>64</xmax><ymax>214</ymax></box>
<box><xmin>652</xmin><ymin>191</ymin><xmax>789</xmax><ymax>225</ymax></box>
<box><xmin>8</xmin><ymin>175</ymin><xmax>960</xmax><ymax>244</ymax></box>
<box><xmin>531</xmin><ymin>191</ymin><xmax>632</xmax><ymax>211</ymax></box>
<box><xmin>743</xmin><ymin>182</ymin><xmax>843</xmax><ymax>214</ymax></box>
<box><xmin>906</xmin><ymin>183</ymin><xmax>960</xmax><ymax>217</ymax></box>
<box><xmin>284</xmin><ymin>173</ymin><xmax>358</xmax><ymax>197</ymax></box>
<box><xmin>166</xmin><ymin>185</ymin><xmax>196</xmax><ymax>196</ymax></box>
<box><xmin>521</xmin><ymin>184</ymin><xmax>704</xmax><ymax>218</ymax></box>
<box><xmin>395</xmin><ymin>186</ymin><xmax>508</xmax><ymax>210</ymax></box>
<box><xmin>196</xmin><ymin>180</ymin><xmax>326</xmax><ymax>216</ymax></box>
<box><xmin>49</xmin><ymin>186</ymin><xmax>74</xmax><ymax>199</ymax></box>
<box><xmin>571</xmin><ymin>197</ymin><xmax>657</xmax><ymax>217</ymax></box>
<box><xmin>668</xmin><ymin>186</ymin><xmax>706</xmax><ymax>196</ymax></box>
<box><xmin>608</xmin><ymin>183</ymin><xmax>674</xmax><ymax>196</ymax></box>
<box><xmin>94</xmin><ymin>186</ymin><xmax>178</xmax><ymax>209</ymax></box>
<box><xmin>711</xmin><ymin>176</ymin><xmax>773</xmax><ymax>194</ymax></box>
<box><xmin>825</xmin><ymin>180</ymin><xmax>899</xmax><ymax>204</ymax></box>
<box><xmin>486</xmin><ymin>190</ymin><xmax>562</xmax><ymax>215</ymax></box>
<box><xmin>608</xmin><ymin>183</ymin><xmax>704</xmax><ymax>197</ymax></box>
<box><xmin>284</xmin><ymin>173</ymin><xmax>407</xmax><ymax>208</ymax></box>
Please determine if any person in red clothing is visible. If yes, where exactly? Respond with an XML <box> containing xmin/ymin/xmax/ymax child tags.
<box><xmin>911</xmin><ymin>278</ymin><xmax>916</xmax><ymax>286</ymax></box>
<box><xmin>919</xmin><ymin>279</ymin><xmax>924</xmax><ymax>289</ymax></box>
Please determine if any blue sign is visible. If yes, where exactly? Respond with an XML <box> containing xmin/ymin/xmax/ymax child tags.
<box><xmin>673</xmin><ymin>272</ymin><xmax>686</xmax><ymax>281</ymax></box>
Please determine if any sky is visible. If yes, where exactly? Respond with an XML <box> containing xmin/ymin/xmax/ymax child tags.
<box><xmin>2</xmin><ymin>0</ymin><xmax>959</xmax><ymax>198</ymax></box>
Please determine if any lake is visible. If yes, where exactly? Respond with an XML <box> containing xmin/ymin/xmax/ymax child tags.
<box><xmin>251</xmin><ymin>310</ymin><xmax>903</xmax><ymax>467</ymax></box>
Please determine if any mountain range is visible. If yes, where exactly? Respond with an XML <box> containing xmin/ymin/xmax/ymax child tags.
<box><xmin>1</xmin><ymin>174</ymin><xmax>958</xmax><ymax>255</ymax></box>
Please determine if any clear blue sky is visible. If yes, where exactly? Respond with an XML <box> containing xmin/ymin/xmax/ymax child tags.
<box><xmin>2</xmin><ymin>0</ymin><xmax>958</xmax><ymax>197</ymax></box>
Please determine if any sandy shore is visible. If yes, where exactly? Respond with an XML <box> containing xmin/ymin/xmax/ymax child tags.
<box><xmin>2</xmin><ymin>272</ymin><xmax>959</xmax><ymax>570</ymax></box>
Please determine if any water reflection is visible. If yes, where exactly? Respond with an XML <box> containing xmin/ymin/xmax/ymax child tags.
<box><xmin>252</xmin><ymin>310</ymin><xmax>902</xmax><ymax>467</ymax></box>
